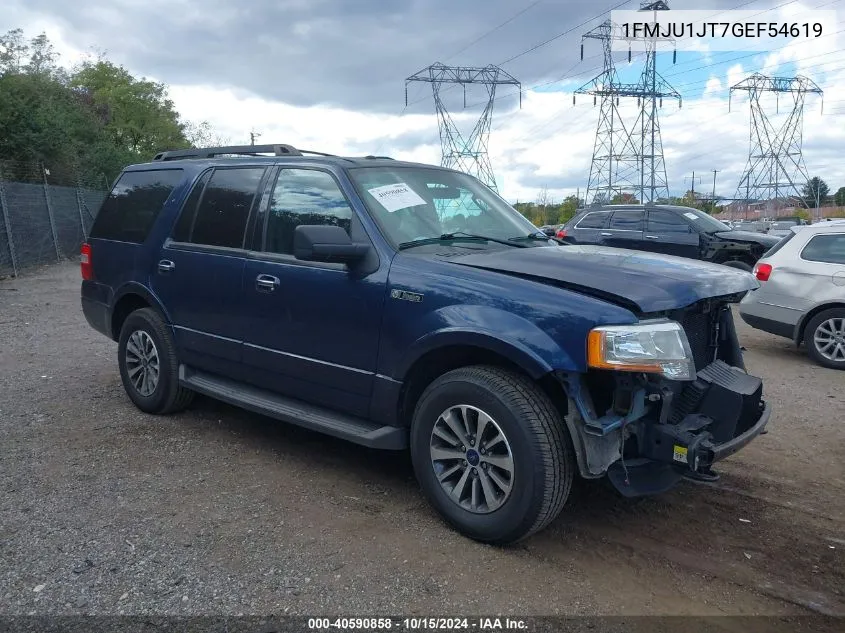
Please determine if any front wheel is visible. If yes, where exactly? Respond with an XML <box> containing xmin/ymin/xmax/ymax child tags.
<box><xmin>805</xmin><ymin>308</ymin><xmax>845</xmax><ymax>370</ymax></box>
<box><xmin>410</xmin><ymin>366</ymin><xmax>574</xmax><ymax>544</ymax></box>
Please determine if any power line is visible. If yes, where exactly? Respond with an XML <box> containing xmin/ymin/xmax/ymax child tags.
<box><xmin>443</xmin><ymin>0</ymin><xmax>545</xmax><ymax>63</ymax></box>
<box><xmin>405</xmin><ymin>0</ymin><xmax>631</xmax><ymax>110</ymax></box>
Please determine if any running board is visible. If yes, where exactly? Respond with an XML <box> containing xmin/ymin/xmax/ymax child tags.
<box><xmin>179</xmin><ymin>366</ymin><xmax>408</xmax><ymax>450</ymax></box>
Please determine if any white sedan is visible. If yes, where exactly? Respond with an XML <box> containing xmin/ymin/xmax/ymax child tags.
<box><xmin>739</xmin><ymin>222</ymin><xmax>845</xmax><ymax>369</ymax></box>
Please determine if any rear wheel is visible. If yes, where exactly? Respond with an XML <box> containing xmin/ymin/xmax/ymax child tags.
<box><xmin>805</xmin><ymin>308</ymin><xmax>845</xmax><ymax>370</ymax></box>
<box><xmin>722</xmin><ymin>260</ymin><xmax>753</xmax><ymax>272</ymax></box>
<box><xmin>117</xmin><ymin>308</ymin><xmax>194</xmax><ymax>413</ymax></box>
<box><xmin>410</xmin><ymin>365</ymin><xmax>574</xmax><ymax>544</ymax></box>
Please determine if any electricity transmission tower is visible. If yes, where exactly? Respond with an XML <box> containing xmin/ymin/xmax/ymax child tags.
<box><xmin>406</xmin><ymin>63</ymin><xmax>520</xmax><ymax>191</ymax></box>
<box><xmin>730</xmin><ymin>73</ymin><xmax>823</xmax><ymax>217</ymax></box>
<box><xmin>576</xmin><ymin>1</ymin><xmax>680</xmax><ymax>205</ymax></box>
<box><xmin>574</xmin><ymin>20</ymin><xmax>639</xmax><ymax>205</ymax></box>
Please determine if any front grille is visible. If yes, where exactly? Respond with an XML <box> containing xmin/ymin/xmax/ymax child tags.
<box><xmin>680</xmin><ymin>310</ymin><xmax>715</xmax><ymax>371</ymax></box>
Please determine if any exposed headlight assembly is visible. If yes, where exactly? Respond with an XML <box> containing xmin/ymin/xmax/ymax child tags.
<box><xmin>587</xmin><ymin>319</ymin><xmax>696</xmax><ymax>381</ymax></box>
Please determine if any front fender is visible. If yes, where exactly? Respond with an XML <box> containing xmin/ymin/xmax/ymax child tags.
<box><xmin>396</xmin><ymin>305</ymin><xmax>578</xmax><ymax>380</ymax></box>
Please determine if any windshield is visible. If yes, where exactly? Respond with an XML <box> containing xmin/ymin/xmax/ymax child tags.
<box><xmin>675</xmin><ymin>207</ymin><xmax>730</xmax><ymax>232</ymax></box>
<box><xmin>347</xmin><ymin>166</ymin><xmax>541</xmax><ymax>247</ymax></box>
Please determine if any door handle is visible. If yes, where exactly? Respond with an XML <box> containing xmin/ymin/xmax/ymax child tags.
<box><xmin>600</xmin><ymin>232</ymin><xmax>612</xmax><ymax>237</ymax></box>
<box><xmin>158</xmin><ymin>260</ymin><xmax>175</xmax><ymax>274</ymax></box>
<box><xmin>255</xmin><ymin>274</ymin><xmax>280</xmax><ymax>292</ymax></box>
<box><xmin>645</xmin><ymin>235</ymin><xmax>660</xmax><ymax>240</ymax></box>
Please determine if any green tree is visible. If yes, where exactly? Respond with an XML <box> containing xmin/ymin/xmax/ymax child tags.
<box><xmin>833</xmin><ymin>186</ymin><xmax>845</xmax><ymax>206</ymax></box>
<box><xmin>610</xmin><ymin>192</ymin><xmax>639</xmax><ymax>204</ymax></box>
<box><xmin>0</xmin><ymin>71</ymin><xmax>103</xmax><ymax>170</ymax></box>
<box><xmin>25</xmin><ymin>32</ymin><xmax>59</xmax><ymax>76</ymax></box>
<box><xmin>185</xmin><ymin>120</ymin><xmax>230</xmax><ymax>148</ymax></box>
<box><xmin>1</xmin><ymin>28</ymin><xmax>198</xmax><ymax>180</ymax></box>
<box><xmin>794</xmin><ymin>209</ymin><xmax>811</xmax><ymax>222</ymax></box>
<box><xmin>802</xmin><ymin>176</ymin><xmax>829</xmax><ymax>207</ymax></box>
<box><xmin>70</xmin><ymin>59</ymin><xmax>189</xmax><ymax>159</ymax></box>
<box><xmin>0</xmin><ymin>28</ymin><xmax>28</xmax><ymax>74</ymax></box>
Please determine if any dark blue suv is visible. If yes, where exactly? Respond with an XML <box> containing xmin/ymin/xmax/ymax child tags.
<box><xmin>81</xmin><ymin>144</ymin><xmax>771</xmax><ymax>543</ymax></box>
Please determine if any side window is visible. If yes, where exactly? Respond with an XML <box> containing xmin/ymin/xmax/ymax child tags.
<box><xmin>576</xmin><ymin>212</ymin><xmax>609</xmax><ymax>229</ymax></box>
<box><xmin>172</xmin><ymin>170</ymin><xmax>211</xmax><ymax>242</ymax></box>
<box><xmin>188</xmin><ymin>167</ymin><xmax>265</xmax><ymax>248</ymax></box>
<box><xmin>89</xmin><ymin>169</ymin><xmax>183</xmax><ymax>243</ymax></box>
<box><xmin>264</xmin><ymin>169</ymin><xmax>353</xmax><ymax>256</ymax></box>
<box><xmin>647</xmin><ymin>209</ymin><xmax>691</xmax><ymax>233</ymax></box>
<box><xmin>801</xmin><ymin>234</ymin><xmax>845</xmax><ymax>264</ymax></box>
<box><xmin>609</xmin><ymin>210</ymin><xmax>644</xmax><ymax>231</ymax></box>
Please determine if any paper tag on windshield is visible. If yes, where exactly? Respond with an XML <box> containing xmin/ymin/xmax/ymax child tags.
<box><xmin>683</xmin><ymin>212</ymin><xmax>698</xmax><ymax>220</ymax></box>
<box><xmin>368</xmin><ymin>183</ymin><xmax>427</xmax><ymax>213</ymax></box>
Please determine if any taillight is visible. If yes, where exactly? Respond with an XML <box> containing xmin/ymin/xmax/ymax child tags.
<box><xmin>754</xmin><ymin>262</ymin><xmax>772</xmax><ymax>281</ymax></box>
<box><xmin>80</xmin><ymin>243</ymin><xmax>93</xmax><ymax>280</ymax></box>
<box><xmin>557</xmin><ymin>228</ymin><xmax>567</xmax><ymax>238</ymax></box>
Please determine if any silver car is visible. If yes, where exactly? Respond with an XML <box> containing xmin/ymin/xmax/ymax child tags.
<box><xmin>767</xmin><ymin>219</ymin><xmax>804</xmax><ymax>239</ymax></box>
<box><xmin>739</xmin><ymin>222</ymin><xmax>845</xmax><ymax>369</ymax></box>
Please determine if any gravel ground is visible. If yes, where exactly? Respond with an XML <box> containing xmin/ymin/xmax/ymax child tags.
<box><xmin>0</xmin><ymin>263</ymin><xmax>843</xmax><ymax>618</ymax></box>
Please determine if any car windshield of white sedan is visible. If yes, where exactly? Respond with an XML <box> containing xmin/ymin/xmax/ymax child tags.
<box><xmin>348</xmin><ymin>166</ymin><xmax>539</xmax><ymax>247</ymax></box>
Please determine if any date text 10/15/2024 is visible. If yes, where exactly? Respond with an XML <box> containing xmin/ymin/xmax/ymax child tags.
<box><xmin>307</xmin><ymin>618</ymin><xmax>528</xmax><ymax>630</ymax></box>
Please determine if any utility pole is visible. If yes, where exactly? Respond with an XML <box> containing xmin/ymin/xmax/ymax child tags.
<box><xmin>250</xmin><ymin>130</ymin><xmax>261</xmax><ymax>146</ymax></box>
<box><xmin>711</xmin><ymin>169</ymin><xmax>719</xmax><ymax>214</ymax></box>
<box><xmin>685</xmin><ymin>172</ymin><xmax>702</xmax><ymax>204</ymax></box>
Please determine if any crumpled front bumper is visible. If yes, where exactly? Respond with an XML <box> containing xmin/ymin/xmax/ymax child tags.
<box><xmin>607</xmin><ymin>360</ymin><xmax>772</xmax><ymax>496</ymax></box>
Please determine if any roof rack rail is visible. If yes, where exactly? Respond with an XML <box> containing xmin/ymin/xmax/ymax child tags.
<box><xmin>152</xmin><ymin>144</ymin><xmax>323</xmax><ymax>161</ymax></box>
<box><xmin>363</xmin><ymin>155</ymin><xmax>394</xmax><ymax>160</ymax></box>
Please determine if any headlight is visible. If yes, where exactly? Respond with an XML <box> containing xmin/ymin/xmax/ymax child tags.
<box><xmin>587</xmin><ymin>320</ymin><xmax>696</xmax><ymax>381</ymax></box>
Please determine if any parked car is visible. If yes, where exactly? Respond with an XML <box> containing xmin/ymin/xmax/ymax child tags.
<box><xmin>539</xmin><ymin>224</ymin><xmax>558</xmax><ymax>237</ymax></box>
<box><xmin>561</xmin><ymin>204</ymin><xmax>780</xmax><ymax>271</ymax></box>
<box><xmin>81</xmin><ymin>145</ymin><xmax>771</xmax><ymax>543</ymax></box>
<box><xmin>739</xmin><ymin>223</ymin><xmax>845</xmax><ymax>369</ymax></box>
<box><xmin>767</xmin><ymin>218</ymin><xmax>806</xmax><ymax>238</ymax></box>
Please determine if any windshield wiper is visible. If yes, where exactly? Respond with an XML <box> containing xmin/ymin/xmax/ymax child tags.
<box><xmin>398</xmin><ymin>231</ymin><xmax>528</xmax><ymax>250</ymax></box>
<box><xmin>509</xmin><ymin>232</ymin><xmax>565</xmax><ymax>245</ymax></box>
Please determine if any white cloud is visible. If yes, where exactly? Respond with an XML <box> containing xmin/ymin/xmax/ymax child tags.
<box><xmin>7</xmin><ymin>6</ymin><xmax>845</xmax><ymax>205</ymax></box>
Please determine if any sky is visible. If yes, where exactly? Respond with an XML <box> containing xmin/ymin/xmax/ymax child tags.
<box><xmin>2</xmin><ymin>0</ymin><xmax>844</xmax><ymax>204</ymax></box>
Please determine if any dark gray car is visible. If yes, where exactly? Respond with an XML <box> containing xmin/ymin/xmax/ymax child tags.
<box><xmin>561</xmin><ymin>204</ymin><xmax>780</xmax><ymax>271</ymax></box>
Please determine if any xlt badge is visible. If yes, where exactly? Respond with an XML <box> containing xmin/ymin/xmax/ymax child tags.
<box><xmin>391</xmin><ymin>289</ymin><xmax>423</xmax><ymax>303</ymax></box>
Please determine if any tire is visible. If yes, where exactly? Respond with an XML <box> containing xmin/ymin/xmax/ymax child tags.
<box><xmin>804</xmin><ymin>308</ymin><xmax>845</xmax><ymax>370</ymax></box>
<box><xmin>722</xmin><ymin>260</ymin><xmax>753</xmax><ymax>272</ymax></box>
<box><xmin>117</xmin><ymin>307</ymin><xmax>195</xmax><ymax>414</ymax></box>
<box><xmin>410</xmin><ymin>365</ymin><xmax>574</xmax><ymax>544</ymax></box>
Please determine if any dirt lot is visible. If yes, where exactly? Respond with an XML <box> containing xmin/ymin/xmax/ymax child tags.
<box><xmin>1</xmin><ymin>263</ymin><xmax>843</xmax><ymax>619</ymax></box>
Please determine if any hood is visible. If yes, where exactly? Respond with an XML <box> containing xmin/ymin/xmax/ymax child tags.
<box><xmin>450</xmin><ymin>245</ymin><xmax>758</xmax><ymax>313</ymax></box>
<box><xmin>714</xmin><ymin>230</ymin><xmax>780</xmax><ymax>247</ymax></box>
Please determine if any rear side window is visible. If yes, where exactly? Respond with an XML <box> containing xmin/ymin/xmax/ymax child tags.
<box><xmin>174</xmin><ymin>167</ymin><xmax>265</xmax><ymax>248</ymax></box>
<box><xmin>609</xmin><ymin>210</ymin><xmax>644</xmax><ymax>230</ymax></box>
<box><xmin>172</xmin><ymin>171</ymin><xmax>211</xmax><ymax>242</ymax></box>
<box><xmin>90</xmin><ymin>169</ymin><xmax>183</xmax><ymax>243</ymax></box>
<box><xmin>647</xmin><ymin>209</ymin><xmax>690</xmax><ymax>233</ymax></box>
<box><xmin>575</xmin><ymin>212</ymin><xmax>608</xmax><ymax>229</ymax></box>
<box><xmin>801</xmin><ymin>234</ymin><xmax>845</xmax><ymax>264</ymax></box>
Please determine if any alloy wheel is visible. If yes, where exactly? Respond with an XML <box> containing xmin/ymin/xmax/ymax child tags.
<box><xmin>124</xmin><ymin>330</ymin><xmax>161</xmax><ymax>397</ymax></box>
<box><xmin>429</xmin><ymin>405</ymin><xmax>514</xmax><ymax>514</ymax></box>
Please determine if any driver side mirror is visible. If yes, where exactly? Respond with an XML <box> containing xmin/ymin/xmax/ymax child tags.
<box><xmin>293</xmin><ymin>225</ymin><xmax>369</xmax><ymax>264</ymax></box>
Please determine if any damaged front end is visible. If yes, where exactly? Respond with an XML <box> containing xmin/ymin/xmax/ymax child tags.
<box><xmin>557</xmin><ymin>297</ymin><xmax>771</xmax><ymax>497</ymax></box>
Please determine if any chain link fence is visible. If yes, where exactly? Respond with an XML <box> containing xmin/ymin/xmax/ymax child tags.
<box><xmin>0</xmin><ymin>160</ymin><xmax>110</xmax><ymax>278</ymax></box>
